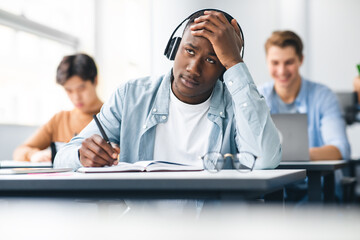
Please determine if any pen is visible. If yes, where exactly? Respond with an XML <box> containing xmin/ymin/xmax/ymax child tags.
<box><xmin>357</xmin><ymin>64</ymin><xmax>360</xmax><ymax>75</ymax></box>
<box><xmin>93</xmin><ymin>114</ymin><xmax>112</xmax><ymax>147</ymax></box>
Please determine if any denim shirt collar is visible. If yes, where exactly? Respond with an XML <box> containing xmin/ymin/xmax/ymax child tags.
<box><xmin>270</xmin><ymin>77</ymin><xmax>308</xmax><ymax>113</ymax></box>
<box><xmin>151</xmin><ymin>70</ymin><xmax>172</xmax><ymax>116</ymax></box>
<box><xmin>151</xmin><ymin>69</ymin><xmax>226</xmax><ymax>121</ymax></box>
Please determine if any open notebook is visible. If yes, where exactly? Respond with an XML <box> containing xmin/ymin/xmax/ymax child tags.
<box><xmin>77</xmin><ymin>160</ymin><xmax>204</xmax><ymax>173</ymax></box>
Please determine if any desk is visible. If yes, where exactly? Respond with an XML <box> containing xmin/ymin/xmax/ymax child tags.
<box><xmin>277</xmin><ymin>160</ymin><xmax>347</xmax><ymax>202</ymax></box>
<box><xmin>0</xmin><ymin>169</ymin><xmax>305</xmax><ymax>201</ymax></box>
<box><xmin>0</xmin><ymin>160</ymin><xmax>52</xmax><ymax>168</ymax></box>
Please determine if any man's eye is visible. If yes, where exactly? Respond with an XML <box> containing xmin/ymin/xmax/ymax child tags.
<box><xmin>186</xmin><ymin>49</ymin><xmax>194</xmax><ymax>55</ymax></box>
<box><xmin>286</xmin><ymin>61</ymin><xmax>295</xmax><ymax>65</ymax></box>
<box><xmin>206</xmin><ymin>58</ymin><xmax>215</xmax><ymax>64</ymax></box>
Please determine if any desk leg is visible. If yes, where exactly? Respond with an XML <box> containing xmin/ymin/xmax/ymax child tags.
<box><xmin>264</xmin><ymin>189</ymin><xmax>284</xmax><ymax>204</ymax></box>
<box><xmin>308</xmin><ymin>171</ymin><xmax>322</xmax><ymax>202</ymax></box>
<box><xmin>323</xmin><ymin>172</ymin><xmax>335</xmax><ymax>203</ymax></box>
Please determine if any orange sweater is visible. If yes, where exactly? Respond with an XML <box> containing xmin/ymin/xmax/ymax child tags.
<box><xmin>13</xmin><ymin>107</ymin><xmax>101</xmax><ymax>161</ymax></box>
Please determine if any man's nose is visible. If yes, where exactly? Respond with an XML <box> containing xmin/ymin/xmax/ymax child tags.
<box><xmin>278</xmin><ymin>64</ymin><xmax>286</xmax><ymax>76</ymax></box>
<box><xmin>72</xmin><ymin>92</ymin><xmax>81</xmax><ymax>101</ymax></box>
<box><xmin>186</xmin><ymin>58</ymin><xmax>201</xmax><ymax>77</ymax></box>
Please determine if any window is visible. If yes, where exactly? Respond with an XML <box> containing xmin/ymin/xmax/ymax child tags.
<box><xmin>0</xmin><ymin>0</ymin><xmax>94</xmax><ymax>125</ymax></box>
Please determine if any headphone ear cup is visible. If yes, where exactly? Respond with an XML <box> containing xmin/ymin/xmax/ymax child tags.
<box><xmin>165</xmin><ymin>37</ymin><xmax>181</xmax><ymax>60</ymax></box>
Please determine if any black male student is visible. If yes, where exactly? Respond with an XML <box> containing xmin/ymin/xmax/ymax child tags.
<box><xmin>55</xmin><ymin>10</ymin><xmax>281</xmax><ymax>171</ymax></box>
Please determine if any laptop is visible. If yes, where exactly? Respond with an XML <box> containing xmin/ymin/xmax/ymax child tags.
<box><xmin>271</xmin><ymin>113</ymin><xmax>310</xmax><ymax>161</ymax></box>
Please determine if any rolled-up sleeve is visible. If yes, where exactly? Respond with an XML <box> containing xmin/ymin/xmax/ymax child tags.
<box><xmin>53</xmin><ymin>121</ymin><xmax>99</xmax><ymax>170</ymax></box>
<box><xmin>223</xmin><ymin>63</ymin><xmax>282</xmax><ymax>169</ymax></box>
<box><xmin>320</xmin><ymin>90</ymin><xmax>351</xmax><ymax>160</ymax></box>
<box><xmin>54</xmin><ymin>86</ymin><xmax>124</xmax><ymax>170</ymax></box>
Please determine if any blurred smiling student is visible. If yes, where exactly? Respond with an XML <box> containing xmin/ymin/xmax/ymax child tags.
<box><xmin>259</xmin><ymin>30</ymin><xmax>350</xmax><ymax>161</ymax></box>
<box><xmin>13</xmin><ymin>53</ymin><xmax>103</xmax><ymax>162</ymax></box>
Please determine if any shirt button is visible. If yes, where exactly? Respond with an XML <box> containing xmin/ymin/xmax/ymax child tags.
<box><xmin>242</xmin><ymin>102</ymin><xmax>247</xmax><ymax>107</ymax></box>
<box><xmin>220</xmin><ymin>112</ymin><xmax>223</xmax><ymax>116</ymax></box>
<box><xmin>143</xmin><ymin>125</ymin><xmax>146</xmax><ymax>129</ymax></box>
<box><xmin>228</xmin><ymin>81</ymin><xmax>233</xmax><ymax>86</ymax></box>
<box><xmin>162</xmin><ymin>116</ymin><xmax>167</xmax><ymax>120</ymax></box>
<box><xmin>153</xmin><ymin>108</ymin><xmax>157</xmax><ymax>112</ymax></box>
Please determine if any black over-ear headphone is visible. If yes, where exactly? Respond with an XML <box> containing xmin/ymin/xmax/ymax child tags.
<box><xmin>164</xmin><ymin>8</ymin><xmax>245</xmax><ymax>61</ymax></box>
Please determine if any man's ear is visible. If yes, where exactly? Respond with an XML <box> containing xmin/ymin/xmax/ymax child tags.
<box><xmin>94</xmin><ymin>76</ymin><xmax>98</xmax><ymax>86</ymax></box>
<box><xmin>300</xmin><ymin>55</ymin><xmax>304</xmax><ymax>65</ymax></box>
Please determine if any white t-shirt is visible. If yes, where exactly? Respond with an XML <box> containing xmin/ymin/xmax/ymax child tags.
<box><xmin>153</xmin><ymin>89</ymin><xmax>213</xmax><ymax>166</ymax></box>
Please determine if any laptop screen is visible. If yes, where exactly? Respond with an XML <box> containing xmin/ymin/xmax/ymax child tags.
<box><xmin>271</xmin><ymin>113</ymin><xmax>310</xmax><ymax>161</ymax></box>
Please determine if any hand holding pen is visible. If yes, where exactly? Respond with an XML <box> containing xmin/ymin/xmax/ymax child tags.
<box><xmin>78</xmin><ymin>114</ymin><xmax>120</xmax><ymax>167</ymax></box>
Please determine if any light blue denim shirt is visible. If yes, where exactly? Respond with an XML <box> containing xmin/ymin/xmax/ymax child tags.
<box><xmin>259</xmin><ymin>78</ymin><xmax>351</xmax><ymax>160</ymax></box>
<box><xmin>55</xmin><ymin>63</ymin><xmax>282</xmax><ymax>170</ymax></box>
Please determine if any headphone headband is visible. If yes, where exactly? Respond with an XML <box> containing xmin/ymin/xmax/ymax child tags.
<box><xmin>164</xmin><ymin>8</ymin><xmax>245</xmax><ymax>60</ymax></box>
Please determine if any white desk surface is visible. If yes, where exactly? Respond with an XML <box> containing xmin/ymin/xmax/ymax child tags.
<box><xmin>278</xmin><ymin>160</ymin><xmax>347</xmax><ymax>171</ymax></box>
<box><xmin>0</xmin><ymin>169</ymin><xmax>304</xmax><ymax>180</ymax></box>
<box><xmin>0</xmin><ymin>169</ymin><xmax>306</xmax><ymax>199</ymax></box>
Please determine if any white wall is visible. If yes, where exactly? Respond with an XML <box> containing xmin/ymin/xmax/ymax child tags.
<box><xmin>95</xmin><ymin>0</ymin><xmax>152</xmax><ymax>101</ymax></box>
<box><xmin>309</xmin><ymin>0</ymin><xmax>360</xmax><ymax>91</ymax></box>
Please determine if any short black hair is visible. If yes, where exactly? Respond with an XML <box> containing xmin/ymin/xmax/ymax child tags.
<box><xmin>56</xmin><ymin>53</ymin><xmax>98</xmax><ymax>85</ymax></box>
